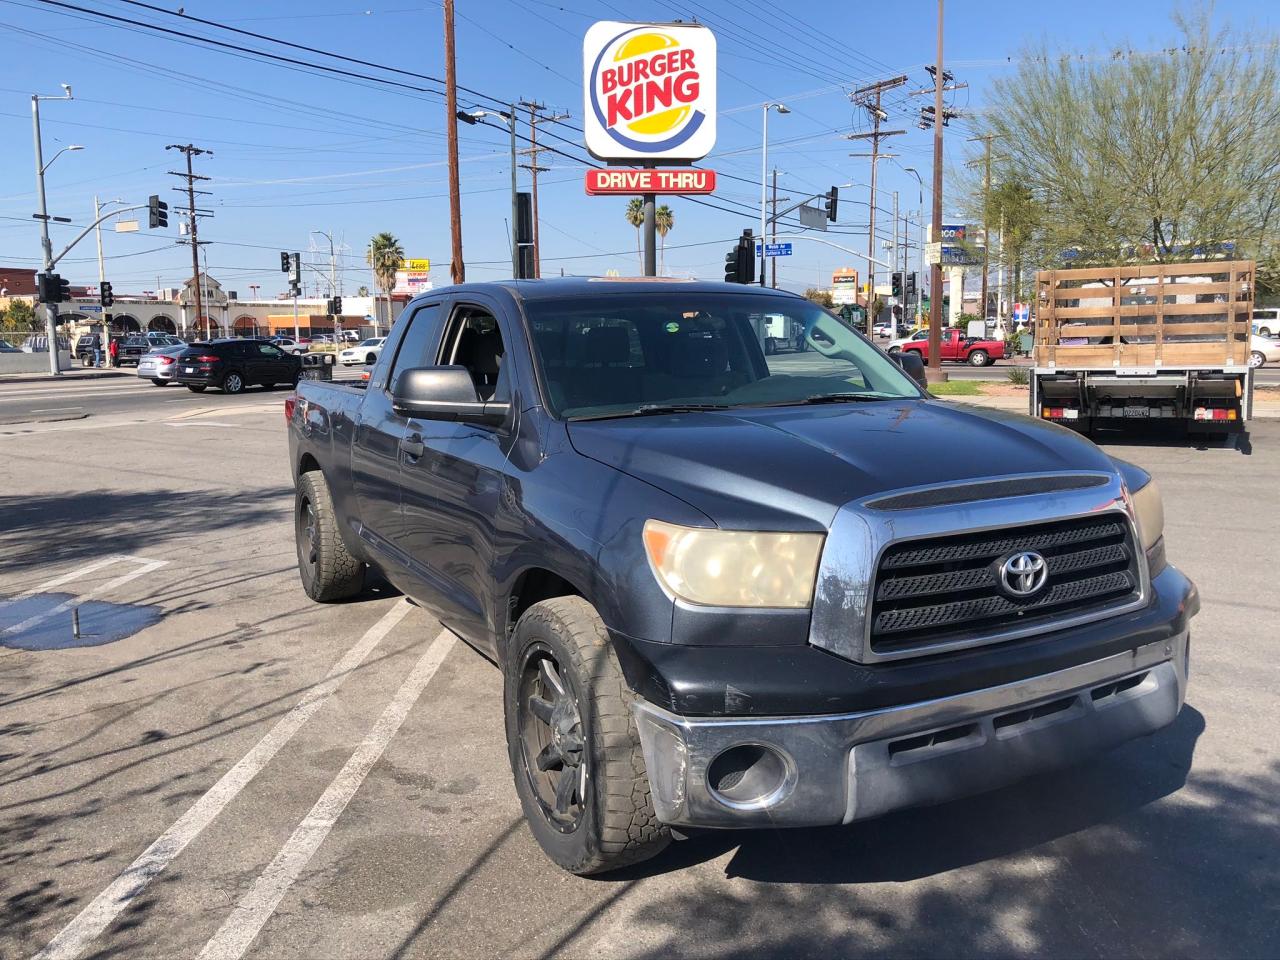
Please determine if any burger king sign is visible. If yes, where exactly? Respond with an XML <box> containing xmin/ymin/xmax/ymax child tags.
<box><xmin>583</xmin><ymin>21</ymin><xmax>716</xmax><ymax>163</ymax></box>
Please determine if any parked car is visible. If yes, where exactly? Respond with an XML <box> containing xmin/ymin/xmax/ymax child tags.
<box><xmin>137</xmin><ymin>348</ymin><xmax>185</xmax><ymax>385</ymax></box>
<box><xmin>288</xmin><ymin>278</ymin><xmax>1196</xmax><ymax>876</ymax></box>
<box><xmin>899</xmin><ymin>327</ymin><xmax>1005</xmax><ymax>366</ymax></box>
<box><xmin>21</xmin><ymin>334</ymin><xmax>70</xmax><ymax>353</ymax></box>
<box><xmin>885</xmin><ymin>328</ymin><xmax>930</xmax><ymax>354</ymax></box>
<box><xmin>872</xmin><ymin>321</ymin><xmax>894</xmax><ymax>338</ymax></box>
<box><xmin>269</xmin><ymin>337</ymin><xmax>310</xmax><ymax>355</ymax></box>
<box><xmin>1249</xmin><ymin>334</ymin><xmax>1280</xmax><ymax>368</ymax></box>
<box><xmin>338</xmin><ymin>330</ymin><xmax>360</xmax><ymax>343</ymax></box>
<box><xmin>115</xmin><ymin>335</ymin><xmax>164</xmax><ymax>367</ymax></box>
<box><xmin>338</xmin><ymin>337</ymin><xmax>386</xmax><ymax>366</ymax></box>
<box><xmin>0</xmin><ymin>340</ymin><xmax>21</xmax><ymax>353</ymax></box>
<box><xmin>173</xmin><ymin>338</ymin><xmax>302</xmax><ymax>393</ymax></box>
<box><xmin>75</xmin><ymin>333</ymin><xmax>102</xmax><ymax>364</ymax></box>
<box><xmin>1252</xmin><ymin>308</ymin><xmax>1278</xmax><ymax>338</ymax></box>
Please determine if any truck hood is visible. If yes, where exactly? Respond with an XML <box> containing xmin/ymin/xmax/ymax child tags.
<box><xmin>566</xmin><ymin>399</ymin><xmax>1117</xmax><ymax>530</ymax></box>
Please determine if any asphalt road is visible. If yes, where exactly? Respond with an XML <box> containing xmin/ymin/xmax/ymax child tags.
<box><xmin>2</xmin><ymin>394</ymin><xmax>1277</xmax><ymax>959</ymax></box>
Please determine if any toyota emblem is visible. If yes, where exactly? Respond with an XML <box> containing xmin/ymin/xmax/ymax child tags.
<box><xmin>999</xmin><ymin>551</ymin><xmax>1049</xmax><ymax>597</ymax></box>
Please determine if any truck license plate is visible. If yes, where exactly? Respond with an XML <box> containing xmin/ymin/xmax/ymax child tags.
<box><xmin>1123</xmin><ymin>406</ymin><xmax>1149</xmax><ymax>418</ymax></box>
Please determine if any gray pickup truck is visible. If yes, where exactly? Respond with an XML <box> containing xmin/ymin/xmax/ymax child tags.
<box><xmin>287</xmin><ymin>278</ymin><xmax>1198</xmax><ymax>875</ymax></box>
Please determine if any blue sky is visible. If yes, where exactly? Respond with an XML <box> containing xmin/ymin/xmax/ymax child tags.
<box><xmin>0</xmin><ymin>0</ymin><xmax>1271</xmax><ymax>299</ymax></box>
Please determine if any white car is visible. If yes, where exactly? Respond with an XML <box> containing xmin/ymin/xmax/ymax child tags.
<box><xmin>872</xmin><ymin>322</ymin><xmax>894</xmax><ymax>338</ymax></box>
<box><xmin>886</xmin><ymin>329</ymin><xmax>929</xmax><ymax>354</ymax></box>
<box><xmin>1249</xmin><ymin>334</ymin><xmax>1280</xmax><ymax>368</ymax></box>
<box><xmin>1252</xmin><ymin>308</ymin><xmax>1278</xmax><ymax>338</ymax></box>
<box><xmin>339</xmin><ymin>337</ymin><xmax>385</xmax><ymax>366</ymax></box>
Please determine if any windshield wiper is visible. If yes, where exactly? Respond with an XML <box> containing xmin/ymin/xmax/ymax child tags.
<box><xmin>569</xmin><ymin>402</ymin><xmax>731</xmax><ymax>421</ymax></box>
<box><xmin>796</xmin><ymin>393</ymin><xmax>893</xmax><ymax>404</ymax></box>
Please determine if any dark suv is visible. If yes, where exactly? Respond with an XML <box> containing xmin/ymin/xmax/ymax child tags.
<box><xmin>174</xmin><ymin>338</ymin><xmax>301</xmax><ymax>394</ymax></box>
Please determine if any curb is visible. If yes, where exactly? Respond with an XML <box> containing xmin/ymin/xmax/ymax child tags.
<box><xmin>0</xmin><ymin>370</ymin><xmax>132</xmax><ymax>385</ymax></box>
<box><xmin>0</xmin><ymin>412</ymin><xmax>90</xmax><ymax>426</ymax></box>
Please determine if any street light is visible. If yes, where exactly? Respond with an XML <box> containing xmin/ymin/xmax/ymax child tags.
<box><xmin>41</xmin><ymin>144</ymin><xmax>84</xmax><ymax>174</ymax></box>
<box><xmin>459</xmin><ymin>106</ymin><xmax>519</xmax><ymax>278</ymax></box>
<box><xmin>760</xmin><ymin>102</ymin><xmax>789</xmax><ymax>286</ymax></box>
<box><xmin>31</xmin><ymin>84</ymin><xmax>78</xmax><ymax>376</ymax></box>
<box><xmin>901</xmin><ymin>166</ymin><xmax>926</xmax><ymax>323</ymax></box>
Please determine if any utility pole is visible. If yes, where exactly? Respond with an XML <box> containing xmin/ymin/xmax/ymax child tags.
<box><xmin>771</xmin><ymin>168</ymin><xmax>778</xmax><ymax>289</ymax></box>
<box><xmin>911</xmin><ymin>1</ymin><xmax>965</xmax><ymax>380</ymax></box>
<box><xmin>166</xmin><ymin>143</ymin><xmax>212</xmax><ymax>339</ymax></box>
<box><xmin>892</xmin><ymin>190</ymin><xmax>899</xmax><ymax>327</ymax></box>
<box><xmin>508</xmin><ymin>104</ymin><xmax>518</xmax><ymax>278</ymax></box>
<box><xmin>847</xmin><ymin>75</ymin><xmax>906</xmax><ymax>331</ymax></box>
<box><xmin>443</xmin><ymin>0</ymin><xmax>464</xmax><ymax>284</ymax></box>
<box><xmin>968</xmin><ymin>133</ymin><xmax>995</xmax><ymax>321</ymax></box>
<box><xmin>518</xmin><ymin>101</ymin><xmax>569</xmax><ymax>279</ymax></box>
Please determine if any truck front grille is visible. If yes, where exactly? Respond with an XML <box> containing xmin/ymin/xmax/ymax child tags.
<box><xmin>869</xmin><ymin>515</ymin><xmax>1140</xmax><ymax>655</ymax></box>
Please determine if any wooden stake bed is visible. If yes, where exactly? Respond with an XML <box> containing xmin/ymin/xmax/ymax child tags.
<box><xmin>1034</xmin><ymin>261</ymin><xmax>1254</xmax><ymax>369</ymax></box>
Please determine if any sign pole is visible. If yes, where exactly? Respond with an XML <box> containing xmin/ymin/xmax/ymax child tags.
<box><xmin>642</xmin><ymin>189</ymin><xmax>656</xmax><ymax>277</ymax></box>
<box><xmin>292</xmin><ymin>293</ymin><xmax>299</xmax><ymax>342</ymax></box>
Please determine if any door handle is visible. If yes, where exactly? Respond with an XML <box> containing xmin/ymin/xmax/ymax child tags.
<box><xmin>400</xmin><ymin>433</ymin><xmax>425</xmax><ymax>459</ymax></box>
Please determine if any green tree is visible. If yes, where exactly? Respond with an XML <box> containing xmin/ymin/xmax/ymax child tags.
<box><xmin>654</xmin><ymin>204</ymin><xmax>674</xmax><ymax>275</ymax></box>
<box><xmin>366</xmin><ymin>232</ymin><xmax>405</xmax><ymax>325</ymax></box>
<box><xmin>1</xmin><ymin>298</ymin><xmax>35</xmax><ymax>331</ymax></box>
<box><xmin>803</xmin><ymin>288</ymin><xmax>834</xmax><ymax>309</ymax></box>
<box><xmin>356</xmin><ymin>285</ymin><xmax>370</xmax><ymax>297</ymax></box>
<box><xmin>976</xmin><ymin>8</ymin><xmax>1280</xmax><ymax>267</ymax></box>
<box><xmin>625</xmin><ymin>198</ymin><xmax>645</xmax><ymax>272</ymax></box>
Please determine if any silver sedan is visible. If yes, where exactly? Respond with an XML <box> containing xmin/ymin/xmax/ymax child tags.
<box><xmin>136</xmin><ymin>348</ymin><xmax>184</xmax><ymax>385</ymax></box>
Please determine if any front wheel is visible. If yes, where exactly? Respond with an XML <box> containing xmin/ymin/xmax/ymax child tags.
<box><xmin>151</xmin><ymin>378</ymin><xmax>167</xmax><ymax>386</ymax></box>
<box><xmin>1249</xmin><ymin>350</ymin><xmax>1266</xmax><ymax>368</ymax></box>
<box><xmin>887</xmin><ymin>346</ymin><xmax>901</xmax><ymax>356</ymax></box>
<box><xmin>505</xmin><ymin>597</ymin><xmax>670</xmax><ymax>875</ymax></box>
<box><xmin>968</xmin><ymin>349</ymin><xmax>990</xmax><ymax>367</ymax></box>
<box><xmin>186</xmin><ymin>384</ymin><xmax>207</xmax><ymax>393</ymax></box>
<box><xmin>365</xmin><ymin>353</ymin><xmax>377</xmax><ymax>365</ymax></box>
<box><xmin>1259</xmin><ymin>327</ymin><xmax>1273</xmax><ymax>338</ymax></box>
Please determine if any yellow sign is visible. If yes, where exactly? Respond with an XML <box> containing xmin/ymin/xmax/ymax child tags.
<box><xmin>401</xmin><ymin>258</ymin><xmax>431</xmax><ymax>272</ymax></box>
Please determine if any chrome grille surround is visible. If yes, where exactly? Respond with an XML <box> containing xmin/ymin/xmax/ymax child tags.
<box><xmin>808</xmin><ymin>472</ymin><xmax>1150</xmax><ymax>664</ymax></box>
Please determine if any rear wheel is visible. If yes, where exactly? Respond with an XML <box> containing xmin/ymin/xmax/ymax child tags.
<box><xmin>150</xmin><ymin>378</ymin><xmax>166</xmax><ymax>386</ymax></box>
<box><xmin>505</xmin><ymin>597</ymin><xmax>669</xmax><ymax>875</ymax></box>
<box><xmin>1259</xmin><ymin>326</ymin><xmax>1273</xmax><ymax>337</ymax></box>
<box><xmin>186</xmin><ymin>384</ymin><xmax>207</xmax><ymax>393</ymax></box>
<box><xmin>295</xmin><ymin>471</ymin><xmax>365</xmax><ymax>602</ymax></box>
<box><xmin>222</xmin><ymin>370</ymin><xmax>245</xmax><ymax>394</ymax></box>
<box><xmin>1249</xmin><ymin>350</ymin><xmax>1266</xmax><ymax>368</ymax></box>
<box><xmin>365</xmin><ymin>352</ymin><xmax>377</xmax><ymax>365</ymax></box>
<box><xmin>968</xmin><ymin>349</ymin><xmax>990</xmax><ymax>367</ymax></box>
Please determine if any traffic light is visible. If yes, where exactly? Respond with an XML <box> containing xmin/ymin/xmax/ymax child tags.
<box><xmin>723</xmin><ymin>230</ymin><xmax>755</xmax><ymax>284</ymax></box>
<box><xmin>332</xmin><ymin>296</ymin><xmax>342</xmax><ymax>316</ymax></box>
<box><xmin>280</xmin><ymin>251</ymin><xmax>290</xmax><ymax>272</ymax></box>
<box><xmin>37</xmin><ymin>272</ymin><xmax>69</xmax><ymax>303</ymax></box>
<box><xmin>825</xmin><ymin>186</ymin><xmax>838</xmax><ymax>222</ymax></box>
<box><xmin>905</xmin><ymin>271</ymin><xmax>917</xmax><ymax>298</ymax></box>
<box><xmin>100</xmin><ymin>281</ymin><xmax>114</xmax><ymax>307</ymax></box>
<box><xmin>892</xmin><ymin>272</ymin><xmax>903</xmax><ymax>298</ymax></box>
<box><xmin>289</xmin><ymin>280</ymin><xmax>301</xmax><ymax>298</ymax></box>
<box><xmin>148</xmin><ymin>195</ymin><xmax>168</xmax><ymax>229</ymax></box>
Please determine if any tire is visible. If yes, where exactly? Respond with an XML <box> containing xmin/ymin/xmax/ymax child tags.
<box><xmin>968</xmin><ymin>349</ymin><xmax>990</xmax><ymax>367</ymax></box>
<box><xmin>504</xmin><ymin>596</ymin><xmax>670</xmax><ymax>875</ymax></box>
<box><xmin>151</xmin><ymin>378</ymin><xmax>167</xmax><ymax>386</ymax></box>
<box><xmin>222</xmin><ymin>370</ymin><xmax>245</xmax><ymax>394</ymax></box>
<box><xmin>295</xmin><ymin>470</ymin><xmax>365</xmax><ymax>602</ymax></box>
<box><xmin>186</xmin><ymin>384</ymin><xmax>207</xmax><ymax>393</ymax></box>
<box><xmin>1260</xmin><ymin>327</ymin><xmax>1272</xmax><ymax>338</ymax></box>
<box><xmin>887</xmin><ymin>345</ymin><xmax>901</xmax><ymax>356</ymax></box>
<box><xmin>1249</xmin><ymin>350</ymin><xmax>1265</xmax><ymax>369</ymax></box>
<box><xmin>365</xmin><ymin>353</ymin><xmax>377</xmax><ymax>365</ymax></box>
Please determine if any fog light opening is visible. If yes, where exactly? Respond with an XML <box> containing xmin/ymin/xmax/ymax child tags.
<box><xmin>706</xmin><ymin>743</ymin><xmax>793</xmax><ymax>809</ymax></box>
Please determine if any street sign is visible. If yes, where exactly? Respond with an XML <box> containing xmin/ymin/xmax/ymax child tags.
<box><xmin>755</xmin><ymin>242</ymin><xmax>793</xmax><ymax>257</ymax></box>
<box><xmin>831</xmin><ymin>286</ymin><xmax>859</xmax><ymax>306</ymax></box>
<box><xmin>585</xmin><ymin>168</ymin><xmax>716</xmax><ymax>194</ymax></box>
<box><xmin>926</xmin><ymin>242</ymin><xmax>983</xmax><ymax>266</ymax></box>
<box><xmin>798</xmin><ymin>204</ymin><xmax>828</xmax><ymax>231</ymax></box>
<box><xmin>113</xmin><ymin>220</ymin><xmax>139</xmax><ymax>233</ymax></box>
<box><xmin>583</xmin><ymin>21</ymin><xmax>717</xmax><ymax>162</ymax></box>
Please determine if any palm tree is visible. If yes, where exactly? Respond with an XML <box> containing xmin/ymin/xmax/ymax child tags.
<box><xmin>654</xmin><ymin>205</ymin><xmax>674</xmax><ymax>275</ymax></box>
<box><xmin>366</xmin><ymin>232</ymin><xmax>405</xmax><ymax>329</ymax></box>
<box><xmin>624</xmin><ymin>198</ymin><xmax>645</xmax><ymax>272</ymax></box>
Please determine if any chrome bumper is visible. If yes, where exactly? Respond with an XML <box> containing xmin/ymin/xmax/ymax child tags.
<box><xmin>633</xmin><ymin>631</ymin><xmax>1189</xmax><ymax>829</ymax></box>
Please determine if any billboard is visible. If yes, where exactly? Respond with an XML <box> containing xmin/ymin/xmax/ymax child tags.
<box><xmin>400</xmin><ymin>258</ymin><xmax>431</xmax><ymax>272</ymax></box>
<box><xmin>583</xmin><ymin>21</ymin><xmax>716</xmax><ymax>162</ymax></box>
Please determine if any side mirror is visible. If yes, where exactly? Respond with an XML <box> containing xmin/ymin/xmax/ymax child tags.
<box><xmin>391</xmin><ymin>366</ymin><xmax>510</xmax><ymax>426</ymax></box>
<box><xmin>892</xmin><ymin>350</ymin><xmax>929</xmax><ymax>390</ymax></box>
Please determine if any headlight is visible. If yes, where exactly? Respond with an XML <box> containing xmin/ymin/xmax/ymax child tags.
<box><xmin>1130</xmin><ymin>479</ymin><xmax>1164</xmax><ymax>552</ymax></box>
<box><xmin>642</xmin><ymin>519</ymin><xmax>824</xmax><ymax>608</ymax></box>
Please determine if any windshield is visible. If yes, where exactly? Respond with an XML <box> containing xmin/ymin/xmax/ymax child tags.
<box><xmin>523</xmin><ymin>292</ymin><xmax>922</xmax><ymax>419</ymax></box>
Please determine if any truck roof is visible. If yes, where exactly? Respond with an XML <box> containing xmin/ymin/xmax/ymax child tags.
<box><xmin>409</xmin><ymin>277</ymin><xmax>808</xmax><ymax>304</ymax></box>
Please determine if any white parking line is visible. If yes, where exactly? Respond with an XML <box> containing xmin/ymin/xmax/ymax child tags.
<box><xmin>2</xmin><ymin>558</ymin><xmax>168</xmax><ymax>637</ymax></box>
<box><xmin>33</xmin><ymin>599</ymin><xmax>414</xmax><ymax>960</ymax></box>
<box><xmin>197</xmin><ymin>627</ymin><xmax>457</xmax><ymax>960</ymax></box>
<box><xmin>12</xmin><ymin>555</ymin><xmax>136</xmax><ymax>600</ymax></box>
<box><xmin>30</xmin><ymin>406</ymin><xmax>83</xmax><ymax>412</ymax></box>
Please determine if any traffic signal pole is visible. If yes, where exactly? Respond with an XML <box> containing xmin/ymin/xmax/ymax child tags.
<box><xmin>32</xmin><ymin>95</ymin><xmax>60</xmax><ymax>375</ymax></box>
<box><xmin>928</xmin><ymin>0</ymin><xmax>946</xmax><ymax>381</ymax></box>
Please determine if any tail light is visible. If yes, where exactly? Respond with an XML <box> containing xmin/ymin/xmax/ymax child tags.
<box><xmin>159</xmin><ymin>356</ymin><xmax>175</xmax><ymax>365</ymax></box>
<box><xmin>195</xmin><ymin>354</ymin><xmax>220</xmax><ymax>363</ymax></box>
<box><xmin>284</xmin><ymin>395</ymin><xmax>297</xmax><ymax>423</ymax></box>
<box><xmin>361</xmin><ymin>370</ymin><xmax>371</xmax><ymax>381</ymax></box>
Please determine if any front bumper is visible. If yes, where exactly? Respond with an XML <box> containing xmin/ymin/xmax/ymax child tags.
<box><xmin>634</xmin><ymin>628</ymin><xmax>1190</xmax><ymax>830</ymax></box>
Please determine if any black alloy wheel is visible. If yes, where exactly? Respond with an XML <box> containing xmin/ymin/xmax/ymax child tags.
<box><xmin>517</xmin><ymin>645</ymin><xmax>587</xmax><ymax>831</ymax></box>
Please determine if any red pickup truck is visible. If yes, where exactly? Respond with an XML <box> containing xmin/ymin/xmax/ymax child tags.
<box><xmin>899</xmin><ymin>327</ymin><xmax>1003</xmax><ymax>367</ymax></box>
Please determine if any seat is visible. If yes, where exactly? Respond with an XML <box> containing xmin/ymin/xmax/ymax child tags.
<box><xmin>455</xmin><ymin>326</ymin><xmax>505</xmax><ymax>400</ymax></box>
<box><xmin>565</xmin><ymin>326</ymin><xmax>642</xmax><ymax>409</ymax></box>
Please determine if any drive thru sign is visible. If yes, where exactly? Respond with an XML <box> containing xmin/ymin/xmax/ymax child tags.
<box><xmin>585</xmin><ymin>168</ymin><xmax>716</xmax><ymax>194</ymax></box>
